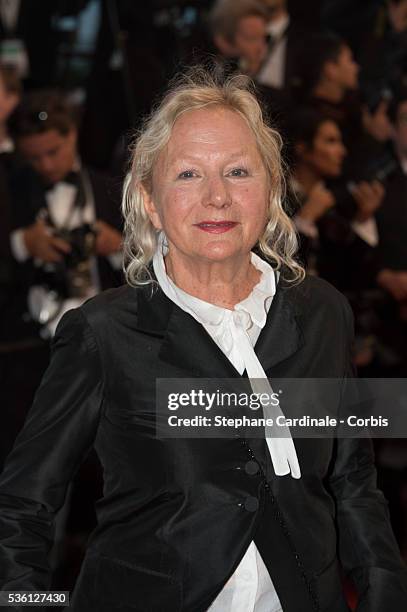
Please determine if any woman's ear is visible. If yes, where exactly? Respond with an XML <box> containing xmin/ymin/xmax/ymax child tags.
<box><xmin>140</xmin><ymin>183</ymin><xmax>163</xmax><ymax>230</ymax></box>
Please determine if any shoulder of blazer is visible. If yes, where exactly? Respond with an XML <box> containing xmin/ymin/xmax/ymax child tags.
<box><xmin>76</xmin><ymin>274</ymin><xmax>353</xmax><ymax>346</ymax></box>
<box><xmin>279</xmin><ymin>272</ymin><xmax>353</xmax><ymax>329</ymax></box>
<box><xmin>79</xmin><ymin>283</ymin><xmax>140</xmax><ymax>327</ymax></box>
<box><xmin>78</xmin><ymin>281</ymin><xmax>171</xmax><ymax>334</ymax></box>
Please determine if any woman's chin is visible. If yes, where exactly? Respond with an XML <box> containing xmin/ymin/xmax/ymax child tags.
<box><xmin>198</xmin><ymin>241</ymin><xmax>246</xmax><ymax>263</ymax></box>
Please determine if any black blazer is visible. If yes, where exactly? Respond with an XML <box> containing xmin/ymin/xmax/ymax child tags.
<box><xmin>0</xmin><ymin>273</ymin><xmax>406</xmax><ymax>611</ymax></box>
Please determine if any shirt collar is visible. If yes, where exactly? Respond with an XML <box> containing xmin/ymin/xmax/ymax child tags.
<box><xmin>152</xmin><ymin>233</ymin><xmax>277</xmax><ymax>331</ymax></box>
<box><xmin>267</xmin><ymin>13</ymin><xmax>290</xmax><ymax>38</ymax></box>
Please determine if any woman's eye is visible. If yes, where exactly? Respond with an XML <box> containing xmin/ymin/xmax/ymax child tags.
<box><xmin>228</xmin><ymin>168</ymin><xmax>248</xmax><ymax>177</ymax></box>
<box><xmin>178</xmin><ymin>170</ymin><xmax>196</xmax><ymax>179</ymax></box>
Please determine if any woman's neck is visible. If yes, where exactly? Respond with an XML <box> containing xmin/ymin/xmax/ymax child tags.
<box><xmin>294</xmin><ymin>163</ymin><xmax>320</xmax><ymax>195</ymax></box>
<box><xmin>164</xmin><ymin>251</ymin><xmax>261</xmax><ymax>310</ymax></box>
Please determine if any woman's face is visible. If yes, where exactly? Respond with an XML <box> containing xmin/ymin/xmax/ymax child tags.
<box><xmin>144</xmin><ymin>106</ymin><xmax>270</xmax><ymax>266</ymax></box>
<box><xmin>302</xmin><ymin>120</ymin><xmax>346</xmax><ymax>177</ymax></box>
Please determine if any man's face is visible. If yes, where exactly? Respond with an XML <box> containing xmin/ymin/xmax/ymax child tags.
<box><xmin>327</xmin><ymin>46</ymin><xmax>359</xmax><ymax>91</ymax></box>
<box><xmin>18</xmin><ymin>128</ymin><xmax>77</xmax><ymax>184</ymax></box>
<box><xmin>393</xmin><ymin>100</ymin><xmax>407</xmax><ymax>156</ymax></box>
<box><xmin>233</xmin><ymin>15</ymin><xmax>268</xmax><ymax>67</ymax></box>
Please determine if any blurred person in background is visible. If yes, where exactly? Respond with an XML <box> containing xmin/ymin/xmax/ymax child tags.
<box><xmin>209</xmin><ymin>0</ymin><xmax>269</xmax><ymax>77</ymax></box>
<box><xmin>297</xmin><ymin>31</ymin><xmax>393</xmax><ymax>156</ymax></box>
<box><xmin>8</xmin><ymin>90</ymin><xmax>123</xmax><ymax>340</ymax></box>
<box><xmin>0</xmin><ymin>0</ymin><xmax>61</xmax><ymax>88</ymax></box>
<box><xmin>256</xmin><ymin>0</ymin><xmax>316</xmax><ymax>99</ymax></box>
<box><xmin>357</xmin><ymin>0</ymin><xmax>407</xmax><ymax>113</ymax></box>
<box><xmin>288</xmin><ymin>109</ymin><xmax>345</xmax><ymax>273</ymax></box>
<box><xmin>79</xmin><ymin>2</ymin><xmax>165</xmax><ymax>171</ymax></box>
<box><xmin>209</xmin><ymin>0</ymin><xmax>295</xmax><ymax>133</ymax></box>
<box><xmin>1</xmin><ymin>89</ymin><xmax>123</xmax><ymax>555</ymax></box>
<box><xmin>287</xmin><ymin>108</ymin><xmax>386</xmax><ymax>368</ymax></box>
<box><xmin>294</xmin><ymin>31</ymin><xmax>392</xmax><ymax>241</ymax></box>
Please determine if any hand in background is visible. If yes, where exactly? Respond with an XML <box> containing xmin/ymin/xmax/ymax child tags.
<box><xmin>23</xmin><ymin>219</ymin><xmax>71</xmax><ymax>263</ymax></box>
<box><xmin>94</xmin><ymin>220</ymin><xmax>122</xmax><ymax>256</ymax></box>
<box><xmin>377</xmin><ymin>269</ymin><xmax>407</xmax><ymax>302</ymax></box>
<box><xmin>351</xmin><ymin>180</ymin><xmax>384</xmax><ymax>222</ymax></box>
<box><xmin>299</xmin><ymin>181</ymin><xmax>335</xmax><ymax>222</ymax></box>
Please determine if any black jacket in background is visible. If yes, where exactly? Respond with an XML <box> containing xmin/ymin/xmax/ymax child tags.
<box><xmin>9</xmin><ymin>165</ymin><xmax>123</xmax><ymax>295</ymax></box>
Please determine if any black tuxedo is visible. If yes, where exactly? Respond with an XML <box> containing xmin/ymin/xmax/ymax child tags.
<box><xmin>0</xmin><ymin>274</ymin><xmax>406</xmax><ymax>611</ymax></box>
<box><xmin>9</xmin><ymin>165</ymin><xmax>123</xmax><ymax>295</ymax></box>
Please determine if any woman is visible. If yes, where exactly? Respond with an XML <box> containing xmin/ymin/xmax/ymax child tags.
<box><xmin>0</xmin><ymin>69</ymin><xmax>406</xmax><ymax>612</ymax></box>
<box><xmin>287</xmin><ymin>109</ymin><xmax>383</xmax><ymax>283</ymax></box>
<box><xmin>288</xmin><ymin>109</ymin><xmax>391</xmax><ymax>369</ymax></box>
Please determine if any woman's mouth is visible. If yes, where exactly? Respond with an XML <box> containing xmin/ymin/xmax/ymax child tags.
<box><xmin>194</xmin><ymin>221</ymin><xmax>238</xmax><ymax>233</ymax></box>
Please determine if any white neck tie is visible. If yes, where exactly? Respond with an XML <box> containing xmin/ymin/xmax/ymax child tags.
<box><xmin>232</xmin><ymin>310</ymin><xmax>301</xmax><ymax>479</ymax></box>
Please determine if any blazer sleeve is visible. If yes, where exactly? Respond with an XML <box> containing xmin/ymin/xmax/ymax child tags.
<box><xmin>0</xmin><ymin>307</ymin><xmax>104</xmax><ymax>591</ymax></box>
<box><xmin>327</xmin><ymin>298</ymin><xmax>407</xmax><ymax>610</ymax></box>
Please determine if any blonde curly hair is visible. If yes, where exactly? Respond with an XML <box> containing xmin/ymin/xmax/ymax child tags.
<box><xmin>122</xmin><ymin>65</ymin><xmax>304</xmax><ymax>286</ymax></box>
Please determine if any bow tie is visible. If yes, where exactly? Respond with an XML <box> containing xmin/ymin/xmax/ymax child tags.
<box><xmin>44</xmin><ymin>170</ymin><xmax>81</xmax><ymax>191</ymax></box>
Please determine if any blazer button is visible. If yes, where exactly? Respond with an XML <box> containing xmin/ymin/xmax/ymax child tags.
<box><xmin>244</xmin><ymin>496</ymin><xmax>259</xmax><ymax>512</ymax></box>
<box><xmin>245</xmin><ymin>460</ymin><xmax>259</xmax><ymax>475</ymax></box>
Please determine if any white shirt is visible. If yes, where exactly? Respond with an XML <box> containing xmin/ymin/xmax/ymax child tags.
<box><xmin>257</xmin><ymin>14</ymin><xmax>290</xmax><ymax>90</ymax></box>
<box><xmin>152</xmin><ymin>244</ymin><xmax>298</xmax><ymax>611</ymax></box>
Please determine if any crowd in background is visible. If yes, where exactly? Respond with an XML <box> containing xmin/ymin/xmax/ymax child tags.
<box><xmin>0</xmin><ymin>0</ymin><xmax>407</xmax><ymax>601</ymax></box>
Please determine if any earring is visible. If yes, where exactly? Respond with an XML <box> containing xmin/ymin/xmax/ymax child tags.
<box><xmin>158</xmin><ymin>230</ymin><xmax>169</xmax><ymax>255</ymax></box>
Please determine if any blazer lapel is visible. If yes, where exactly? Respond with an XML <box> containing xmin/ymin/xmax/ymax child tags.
<box><xmin>136</xmin><ymin>282</ymin><xmax>240</xmax><ymax>379</ymax></box>
<box><xmin>136</xmin><ymin>276</ymin><xmax>305</xmax><ymax>378</ymax></box>
<box><xmin>254</xmin><ymin>283</ymin><xmax>305</xmax><ymax>374</ymax></box>
<box><xmin>135</xmin><ymin>276</ymin><xmax>305</xmax><ymax>440</ymax></box>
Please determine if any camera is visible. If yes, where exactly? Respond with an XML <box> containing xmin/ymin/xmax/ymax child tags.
<box><xmin>28</xmin><ymin>223</ymin><xmax>97</xmax><ymax>326</ymax></box>
<box><xmin>55</xmin><ymin>223</ymin><xmax>97</xmax><ymax>298</ymax></box>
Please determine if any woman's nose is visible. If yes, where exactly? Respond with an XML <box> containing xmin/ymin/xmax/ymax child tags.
<box><xmin>202</xmin><ymin>175</ymin><xmax>232</xmax><ymax>208</ymax></box>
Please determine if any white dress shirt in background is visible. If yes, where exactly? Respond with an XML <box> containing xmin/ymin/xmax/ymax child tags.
<box><xmin>257</xmin><ymin>14</ymin><xmax>290</xmax><ymax>90</ymax></box>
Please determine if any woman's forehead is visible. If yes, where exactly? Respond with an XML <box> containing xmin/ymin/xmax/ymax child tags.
<box><xmin>159</xmin><ymin>106</ymin><xmax>259</xmax><ymax>162</ymax></box>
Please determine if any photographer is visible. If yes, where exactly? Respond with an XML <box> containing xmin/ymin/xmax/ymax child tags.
<box><xmin>8</xmin><ymin>90</ymin><xmax>123</xmax><ymax>337</ymax></box>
